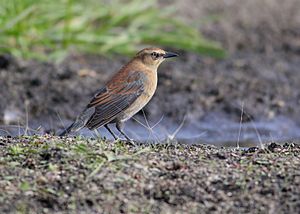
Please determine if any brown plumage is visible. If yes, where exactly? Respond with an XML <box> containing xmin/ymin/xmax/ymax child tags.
<box><xmin>59</xmin><ymin>47</ymin><xmax>178</xmax><ymax>140</ymax></box>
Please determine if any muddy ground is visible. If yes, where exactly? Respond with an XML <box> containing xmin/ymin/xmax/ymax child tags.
<box><xmin>0</xmin><ymin>136</ymin><xmax>299</xmax><ymax>213</ymax></box>
<box><xmin>1</xmin><ymin>50</ymin><xmax>300</xmax><ymax>139</ymax></box>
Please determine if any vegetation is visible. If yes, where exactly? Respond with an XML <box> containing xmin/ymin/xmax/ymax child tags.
<box><xmin>0</xmin><ymin>0</ymin><xmax>225</xmax><ymax>61</ymax></box>
<box><xmin>0</xmin><ymin>135</ymin><xmax>299</xmax><ymax>213</ymax></box>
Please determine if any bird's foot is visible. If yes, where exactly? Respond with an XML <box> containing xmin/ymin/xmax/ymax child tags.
<box><xmin>126</xmin><ymin>139</ymin><xmax>136</xmax><ymax>146</ymax></box>
<box><xmin>119</xmin><ymin>138</ymin><xmax>136</xmax><ymax>146</ymax></box>
<box><xmin>114</xmin><ymin>138</ymin><xmax>121</xmax><ymax>143</ymax></box>
<box><xmin>114</xmin><ymin>138</ymin><xmax>135</xmax><ymax>146</ymax></box>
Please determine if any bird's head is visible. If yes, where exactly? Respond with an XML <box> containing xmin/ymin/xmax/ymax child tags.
<box><xmin>135</xmin><ymin>47</ymin><xmax>178</xmax><ymax>70</ymax></box>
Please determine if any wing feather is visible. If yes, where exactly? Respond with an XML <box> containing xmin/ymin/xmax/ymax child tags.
<box><xmin>85</xmin><ymin>71</ymin><xmax>145</xmax><ymax>129</ymax></box>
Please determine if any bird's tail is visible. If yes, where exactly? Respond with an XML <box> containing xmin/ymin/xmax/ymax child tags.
<box><xmin>59</xmin><ymin>123</ymin><xmax>74</xmax><ymax>136</ymax></box>
<box><xmin>58</xmin><ymin>107</ymin><xmax>95</xmax><ymax>136</ymax></box>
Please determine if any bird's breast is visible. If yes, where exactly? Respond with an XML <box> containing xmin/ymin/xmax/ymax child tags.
<box><xmin>120</xmin><ymin>70</ymin><xmax>157</xmax><ymax>121</ymax></box>
<box><xmin>143</xmin><ymin>70</ymin><xmax>158</xmax><ymax>98</ymax></box>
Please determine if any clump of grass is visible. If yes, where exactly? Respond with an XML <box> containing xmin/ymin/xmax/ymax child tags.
<box><xmin>8</xmin><ymin>145</ymin><xmax>24</xmax><ymax>156</ymax></box>
<box><xmin>0</xmin><ymin>0</ymin><xmax>225</xmax><ymax>61</ymax></box>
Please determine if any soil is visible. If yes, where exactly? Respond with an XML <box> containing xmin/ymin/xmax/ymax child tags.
<box><xmin>1</xmin><ymin>51</ymin><xmax>300</xmax><ymax>138</ymax></box>
<box><xmin>0</xmin><ymin>136</ymin><xmax>299</xmax><ymax>213</ymax></box>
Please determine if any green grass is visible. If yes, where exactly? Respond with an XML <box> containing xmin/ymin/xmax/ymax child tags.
<box><xmin>0</xmin><ymin>0</ymin><xmax>225</xmax><ymax>61</ymax></box>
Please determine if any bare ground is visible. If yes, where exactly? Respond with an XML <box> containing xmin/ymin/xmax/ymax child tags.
<box><xmin>1</xmin><ymin>50</ymin><xmax>300</xmax><ymax>135</ymax></box>
<box><xmin>0</xmin><ymin>136</ymin><xmax>299</xmax><ymax>213</ymax></box>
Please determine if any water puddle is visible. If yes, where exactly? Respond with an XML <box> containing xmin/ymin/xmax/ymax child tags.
<box><xmin>102</xmin><ymin>116</ymin><xmax>300</xmax><ymax>147</ymax></box>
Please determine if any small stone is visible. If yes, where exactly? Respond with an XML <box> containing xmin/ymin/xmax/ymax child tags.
<box><xmin>77</xmin><ymin>69</ymin><xmax>97</xmax><ymax>77</ymax></box>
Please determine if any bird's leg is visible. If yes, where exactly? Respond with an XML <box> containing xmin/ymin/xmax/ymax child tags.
<box><xmin>116</xmin><ymin>121</ymin><xmax>130</xmax><ymax>140</ymax></box>
<box><xmin>104</xmin><ymin>124</ymin><xmax>118</xmax><ymax>140</ymax></box>
<box><xmin>116</xmin><ymin>122</ymin><xmax>135</xmax><ymax>145</ymax></box>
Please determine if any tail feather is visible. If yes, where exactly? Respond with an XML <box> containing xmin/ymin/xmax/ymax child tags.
<box><xmin>59</xmin><ymin>123</ymin><xmax>74</xmax><ymax>136</ymax></box>
<box><xmin>58</xmin><ymin>107</ymin><xmax>95</xmax><ymax>136</ymax></box>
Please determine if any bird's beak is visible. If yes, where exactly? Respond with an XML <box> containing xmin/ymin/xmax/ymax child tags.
<box><xmin>163</xmin><ymin>52</ymin><xmax>179</xmax><ymax>58</ymax></box>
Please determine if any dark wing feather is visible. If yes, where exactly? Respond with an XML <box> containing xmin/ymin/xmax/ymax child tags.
<box><xmin>85</xmin><ymin>71</ymin><xmax>145</xmax><ymax>129</ymax></box>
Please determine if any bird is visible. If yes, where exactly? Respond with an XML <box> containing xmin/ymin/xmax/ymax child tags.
<box><xmin>59</xmin><ymin>47</ymin><xmax>178</xmax><ymax>141</ymax></box>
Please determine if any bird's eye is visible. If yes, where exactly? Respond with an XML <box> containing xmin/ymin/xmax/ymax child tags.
<box><xmin>151</xmin><ymin>52</ymin><xmax>159</xmax><ymax>59</ymax></box>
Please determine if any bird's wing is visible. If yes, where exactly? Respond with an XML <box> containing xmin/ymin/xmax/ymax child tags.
<box><xmin>85</xmin><ymin>71</ymin><xmax>145</xmax><ymax>129</ymax></box>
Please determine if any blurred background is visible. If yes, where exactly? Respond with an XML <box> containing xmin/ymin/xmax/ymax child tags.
<box><xmin>0</xmin><ymin>0</ymin><xmax>300</xmax><ymax>146</ymax></box>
